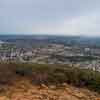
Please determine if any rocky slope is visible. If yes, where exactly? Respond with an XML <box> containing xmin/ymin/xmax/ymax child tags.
<box><xmin>0</xmin><ymin>78</ymin><xmax>100</xmax><ymax>100</ymax></box>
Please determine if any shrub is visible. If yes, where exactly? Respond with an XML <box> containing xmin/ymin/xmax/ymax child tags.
<box><xmin>6</xmin><ymin>63</ymin><xmax>100</xmax><ymax>93</ymax></box>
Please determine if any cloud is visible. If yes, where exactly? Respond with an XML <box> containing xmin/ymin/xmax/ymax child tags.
<box><xmin>31</xmin><ymin>13</ymin><xmax>100</xmax><ymax>36</ymax></box>
<box><xmin>62</xmin><ymin>13</ymin><xmax>100</xmax><ymax>36</ymax></box>
<box><xmin>0</xmin><ymin>0</ymin><xmax>100</xmax><ymax>36</ymax></box>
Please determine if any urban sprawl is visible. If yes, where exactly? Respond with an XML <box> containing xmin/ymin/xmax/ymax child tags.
<box><xmin>0</xmin><ymin>41</ymin><xmax>100</xmax><ymax>71</ymax></box>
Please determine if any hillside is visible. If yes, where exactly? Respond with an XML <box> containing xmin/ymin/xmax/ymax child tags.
<box><xmin>0</xmin><ymin>78</ymin><xmax>100</xmax><ymax>100</ymax></box>
<box><xmin>0</xmin><ymin>63</ymin><xmax>99</xmax><ymax>99</ymax></box>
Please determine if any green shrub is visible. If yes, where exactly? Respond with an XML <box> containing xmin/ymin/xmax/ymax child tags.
<box><xmin>12</xmin><ymin>63</ymin><xmax>100</xmax><ymax>92</ymax></box>
<box><xmin>15</xmin><ymin>64</ymin><xmax>33</xmax><ymax>76</ymax></box>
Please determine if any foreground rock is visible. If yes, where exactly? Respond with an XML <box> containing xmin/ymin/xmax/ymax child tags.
<box><xmin>0</xmin><ymin>78</ymin><xmax>100</xmax><ymax>100</ymax></box>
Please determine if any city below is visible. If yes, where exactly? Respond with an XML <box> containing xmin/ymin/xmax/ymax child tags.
<box><xmin>0</xmin><ymin>35</ymin><xmax>100</xmax><ymax>71</ymax></box>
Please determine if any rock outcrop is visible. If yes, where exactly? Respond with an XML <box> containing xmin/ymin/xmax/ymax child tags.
<box><xmin>0</xmin><ymin>78</ymin><xmax>99</xmax><ymax>100</ymax></box>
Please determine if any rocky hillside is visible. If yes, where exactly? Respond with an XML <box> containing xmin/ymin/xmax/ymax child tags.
<box><xmin>0</xmin><ymin>63</ymin><xmax>99</xmax><ymax>100</ymax></box>
<box><xmin>0</xmin><ymin>78</ymin><xmax>99</xmax><ymax>100</ymax></box>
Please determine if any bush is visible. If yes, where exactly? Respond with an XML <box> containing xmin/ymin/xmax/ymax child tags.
<box><xmin>15</xmin><ymin>63</ymin><xmax>33</xmax><ymax>76</ymax></box>
<box><xmin>6</xmin><ymin>63</ymin><xmax>100</xmax><ymax>93</ymax></box>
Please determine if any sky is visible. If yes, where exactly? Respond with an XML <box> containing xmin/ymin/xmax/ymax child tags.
<box><xmin>0</xmin><ymin>0</ymin><xmax>100</xmax><ymax>36</ymax></box>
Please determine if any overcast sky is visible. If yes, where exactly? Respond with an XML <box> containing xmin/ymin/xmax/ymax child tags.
<box><xmin>0</xmin><ymin>0</ymin><xmax>100</xmax><ymax>36</ymax></box>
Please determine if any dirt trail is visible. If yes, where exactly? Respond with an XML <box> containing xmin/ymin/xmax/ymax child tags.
<box><xmin>0</xmin><ymin>78</ymin><xmax>99</xmax><ymax>100</ymax></box>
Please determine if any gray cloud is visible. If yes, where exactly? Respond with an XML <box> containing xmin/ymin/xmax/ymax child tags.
<box><xmin>0</xmin><ymin>0</ymin><xmax>100</xmax><ymax>36</ymax></box>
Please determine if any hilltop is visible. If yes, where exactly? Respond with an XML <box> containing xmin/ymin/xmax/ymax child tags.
<box><xmin>0</xmin><ymin>63</ymin><xmax>99</xmax><ymax>99</ymax></box>
<box><xmin>0</xmin><ymin>78</ymin><xmax>99</xmax><ymax>100</ymax></box>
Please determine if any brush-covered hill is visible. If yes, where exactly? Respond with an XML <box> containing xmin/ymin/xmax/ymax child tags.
<box><xmin>0</xmin><ymin>63</ymin><xmax>99</xmax><ymax>100</ymax></box>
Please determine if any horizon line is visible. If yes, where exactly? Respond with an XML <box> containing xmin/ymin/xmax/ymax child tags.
<box><xmin>0</xmin><ymin>33</ymin><xmax>100</xmax><ymax>38</ymax></box>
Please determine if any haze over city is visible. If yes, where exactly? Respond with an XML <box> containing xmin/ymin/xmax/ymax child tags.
<box><xmin>0</xmin><ymin>0</ymin><xmax>100</xmax><ymax>36</ymax></box>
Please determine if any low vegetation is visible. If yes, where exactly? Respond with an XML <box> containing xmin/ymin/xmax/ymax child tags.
<box><xmin>0</xmin><ymin>63</ymin><xmax>100</xmax><ymax>93</ymax></box>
